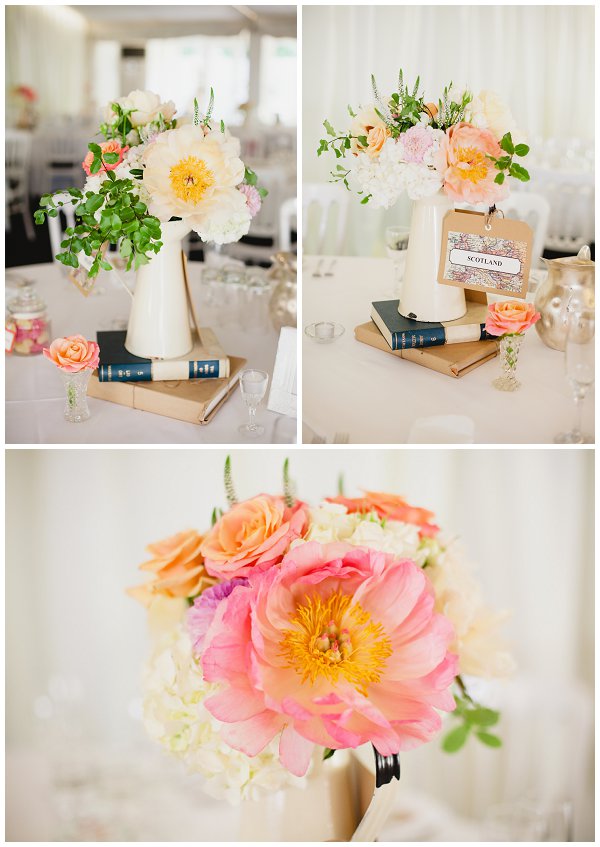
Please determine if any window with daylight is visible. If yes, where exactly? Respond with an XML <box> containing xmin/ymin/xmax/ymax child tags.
<box><xmin>258</xmin><ymin>36</ymin><xmax>297</xmax><ymax>126</ymax></box>
<box><xmin>145</xmin><ymin>33</ymin><xmax>250</xmax><ymax>125</ymax></box>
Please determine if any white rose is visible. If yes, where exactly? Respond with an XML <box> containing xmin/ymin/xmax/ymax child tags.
<box><xmin>477</xmin><ymin>90</ymin><xmax>523</xmax><ymax>142</ymax></box>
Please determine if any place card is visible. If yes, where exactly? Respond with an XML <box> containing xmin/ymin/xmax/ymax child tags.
<box><xmin>438</xmin><ymin>208</ymin><xmax>533</xmax><ymax>298</ymax></box>
<box><xmin>267</xmin><ymin>326</ymin><xmax>297</xmax><ymax>418</ymax></box>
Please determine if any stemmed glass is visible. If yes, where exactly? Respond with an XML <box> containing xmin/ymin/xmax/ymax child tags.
<box><xmin>555</xmin><ymin>308</ymin><xmax>595</xmax><ymax>443</ymax></box>
<box><xmin>384</xmin><ymin>225</ymin><xmax>410</xmax><ymax>298</ymax></box>
<box><xmin>239</xmin><ymin>369</ymin><xmax>269</xmax><ymax>437</ymax></box>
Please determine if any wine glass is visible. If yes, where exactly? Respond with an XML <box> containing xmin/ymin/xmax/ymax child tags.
<box><xmin>384</xmin><ymin>225</ymin><xmax>410</xmax><ymax>298</ymax></box>
<box><xmin>554</xmin><ymin>308</ymin><xmax>595</xmax><ymax>443</ymax></box>
<box><xmin>239</xmin><ymin>369</ymin><xmax>269</xmax><ymax>437</ymax></box>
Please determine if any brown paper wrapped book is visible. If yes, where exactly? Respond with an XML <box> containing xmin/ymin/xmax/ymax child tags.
<box><xmin>88</xmin><ymin>356</ymin><xmax>248</xmax><ymax>424</ymax></box>
<box><xmin>355</xmin><ymin>321</ymin><xmax>497</xmax><ymax>378</ymax></box>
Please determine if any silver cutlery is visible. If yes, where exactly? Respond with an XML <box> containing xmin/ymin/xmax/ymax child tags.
<box><xmin>312</xmin><ymin>259</ymin><xmax>324</xmax><ymax>278</ymax></box>
<box><xmin>333</xmin><ymin>432</ymin><xmax>349</xmax><ymax>444</ymax></box>
<box><xmin>324</xmin><ymin>259</ymin><xmax>337</xmax><ymax>277</ymax></box>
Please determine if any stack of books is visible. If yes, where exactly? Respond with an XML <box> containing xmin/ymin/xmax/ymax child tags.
<box><xmin>88</xmin><ymin>329</ymin><xmax>246</xmax><ymax>424</ymax></box>
<box><xmin>354</xmin><ymin>295</ymin><xmax>498</xmax><ymax>378</ymax></box>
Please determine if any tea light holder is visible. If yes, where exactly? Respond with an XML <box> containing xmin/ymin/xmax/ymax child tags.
<box><xmin>304</xmin><ymin>321</ymin><xmax>345</xmax><ymax>344</ymax></box>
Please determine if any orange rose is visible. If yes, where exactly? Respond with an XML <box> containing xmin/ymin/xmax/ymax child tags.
<box><xmin>424</xmin><ymin>102</ymin><xmax>438</xmax><ymax>119</ymax></box>
<box><xmin>201</xmin><ymin>495</ymin><xmax>309</xmax><ymax>579</ymax></box>
<box><xmin>43</xmin><ymin>335</ymin><xmax>99</xmax><ymax>373</ymax></box>
<box><xmin>366</xmin><ymin>125</ymin><xmax>390</xmax><ymax>158</ymax></box>
<box><xmin>128</xmin><ymin>529</ymin><xmax>215</xmax><ymax>606</ymax></box>
<box><xmin>326</xmin><ymin>492</ymin><xmax>439</xmax><ymax>537</ymax></box>
<box><xmin>485</xmin><ymin>301</ymin><xmax>540</xmax><ymax>336</ymax></box>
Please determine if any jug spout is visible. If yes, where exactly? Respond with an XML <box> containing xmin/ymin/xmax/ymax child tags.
<box><xmin>577</xmin><ymin>245</ymin><xmax>592</xmax><ymax>261</ymax></box>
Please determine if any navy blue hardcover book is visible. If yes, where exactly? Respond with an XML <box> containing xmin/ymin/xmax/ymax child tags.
<box><xmin>97</xmin><ymin>330</ymin><xmax>229</xmax><ymax>382</ymax></box>
<box><xmin>370</xmin><ymin>300</ymin><xmax>492</xmax><ymax>350</ymax></box>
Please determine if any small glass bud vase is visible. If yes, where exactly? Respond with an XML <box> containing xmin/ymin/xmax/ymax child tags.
<box><xmin>493</xmin><ymin>334</ymin><xmax>524</xmax><ymax>392</ymax></box>
<box><xmin>60</xmin><ymin>369</ymin><xmax>92</xmax><ymax>422</ymax></box>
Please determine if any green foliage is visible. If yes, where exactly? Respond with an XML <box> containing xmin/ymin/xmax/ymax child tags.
<box><xmin>489</xmin><ymin>132</ymin><xmax>531</xmax><ymax>185</ymax></box>
<box><xmin>33</xmin><ymin>153</ymin><xmax>162</xmax><ymax>278</ymax></box>
<box><xmin>224</xmin><ymin>455</ymin><xmax>238</xmax><ymax>507</ymax></box>
<box><xmin>322</xmin><ymin>748</ymin><xmax>335</xmax><ymax>761</ymax></box>
<box><xmin>442</xmin><ymin>684</ymin><xmax>502</xmax><ymax>754</ymax></box>
<box><xmin>283</xmin><ymin>458</ymin><xmax>295</xmax><ymax>509</ymax></box>
<box><xmin>433</xmin><ymin>83</ymin><xmax>473</xmax><ymax>131</ymax></box>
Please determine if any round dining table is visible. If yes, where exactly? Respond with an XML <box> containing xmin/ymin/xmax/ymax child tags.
<box><xmin>5</xmin><ymin>262</ymin><xmax>296</xmax><ymax>444</ymax></box>
<box><xmin>302</xmin><ymin>256</ymin><xmax>594</xmax><ymax>444</ymax></box>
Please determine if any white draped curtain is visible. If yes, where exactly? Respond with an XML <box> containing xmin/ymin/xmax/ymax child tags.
<box><xmin>303</xmin><ymin>5</ymin><xmax>595</xmax><ymax>255</ymax></box>
<box><xmin>6</xmin><ymin>449</ymin><xmax>594</xmax><ymax>837</ymax></box>
<box><xmin>5</xmin><ymin>5</ymin><xmax>88</xmax><ymax>119</ymax></box>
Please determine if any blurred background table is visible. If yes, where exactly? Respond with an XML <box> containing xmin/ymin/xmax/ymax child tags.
<box><xmin>5</xmin><ymin>263</ymin><xmax>296</xmax><ymax>444</ymax></box>
<box><xmin>302</xmin><ymin>256</ymin><xmax>594</xmax><ymax>444</ymax></box>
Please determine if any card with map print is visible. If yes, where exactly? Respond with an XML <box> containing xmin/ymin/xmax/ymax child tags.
<box><xmin>437</xmin><ymin>209</ymin><xmax>533</xmax><ymax>298</ymax></box>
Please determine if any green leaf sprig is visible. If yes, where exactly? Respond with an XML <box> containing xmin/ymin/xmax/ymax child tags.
<box><xmin>34</xmin><ymin>147</ymin><xmax>162</xmax><ymax>277</ymax></box>
<box><xmin>489</xmin><ymin>132</ymin><xmax>530</xmax><ymax>185</ymax></box>
<box><xmin>442</xmin><ymin>677</ymin><xmax>502</xmax><ymax>753</ymax></box>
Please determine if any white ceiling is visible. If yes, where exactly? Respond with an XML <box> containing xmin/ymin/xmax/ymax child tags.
<box><xmin>69</xmin><ymin>5</ymin><xmax>296</xmax><ymax>38</ymax></box>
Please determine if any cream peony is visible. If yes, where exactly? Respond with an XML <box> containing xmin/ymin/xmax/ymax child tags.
<box><xmin>425</xmin><ymin>540</ymin><xmax>515</xmax><ymax>678</ymax></box>
<box><xmin>475</xmin><ymin>90</ymin><xmax>522</xmax><ymax>142</ymax></box>
<box><xmin>143</xmin><ymin>625</ymin><xmax>301</xmax><ymax>805</ymax></box>
<box><xmin>105</xmin><ymin>89</ymin><xmax>176</xmax><ymax>128</ymax></box>
<box><xmin>142</xmin><ymin>125</ymin><xmax>251</xmax><ymax>243</ymax></box>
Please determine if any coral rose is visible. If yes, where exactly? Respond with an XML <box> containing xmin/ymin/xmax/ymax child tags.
<box><xmin>350</xmin><ymin>106</ymin><xmax>390</xmax><ymax>157</ymax></box>
<box><xmin>201</xmin><ymin>495</ymin><xmax>309</xmax><ymax>579</ymax></box>
<box><xmin>326</xmin><ymin>492</ymin><xmax>439</xmax><ymax>537</ymax></box>
<box><xmin>443</xmin><ymin>122</ymin><xmax>508</xmax><ymax>204</ymax></box>
<box><xmin>200</xmin><ymin>542</ymin><xmax>457</xmax><ymax>776</ymax></box>
<box><xmin>485</xmin><ymin>301</ymin><xmax>540</xmax><ymax>336</ymax></box>
<box><xmin>128</xmin><ymin>529</ymin><xmax>216</xmax><ymax>606</ymax></box>
<box><xmin>43</xmin><ymin>335</ymin><xmax>100</xmax><ymax>372</ymax></box>
<box><xmin>82</xmin><ymin>140</ymin><xmax>129</xmax><ymax>176</ymax></box>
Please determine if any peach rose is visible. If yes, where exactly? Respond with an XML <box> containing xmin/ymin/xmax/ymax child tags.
<box><xmin>326</xmin><ymin>491</ymin><xmax>439</xmax><ymax>537</ymax></box>
<box><xmin>350</xmin><ymin>106</ymin><xmax>390</xmax><ymax>157</ymax></box>
<box><xmin>82</xmin><ymin>140</ymin><xmax>129</xmax><ymax>176</ymax></box>
<box><xmin>128</xmin><ymin>529</ymin><xmax>215</xmax><ymax>606</ymax></box>
<box><xmin>201</xmin><ymin>495</ymin><xmax>309</xmax><ymax>579</ymax></box>
<box><xmin>485</xmin><ymin>301</ymin><xmax>540</xmax><ymax>336</ymax></box>
<box><xmin>443</xmin><ymin>122</ymin><xmax>508</xmax><ymax>204</ymax></box>
<box><xmin>43</xmin><ymin>335</ymin><xmax>100</xmax><ymax>372</ymax></box>
<box><xmin>424</xmin><ymin>102</ymin><xmax>438</xmax><ymax>119</ymax></box>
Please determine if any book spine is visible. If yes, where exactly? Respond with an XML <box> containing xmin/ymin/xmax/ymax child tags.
<box><xmin>391</xmin><ymin>324</ymin><xmax>492</xmax><ymax>349</ymax></box>
<box><xmin>98</xmin><ymin>359</ymin><xmax>228</xmax><ymax>382</ymax></box>
<box><xmin>391</xmin><ymin>329</ymin><xmax>446</xmax><ymax>350</ymax></box>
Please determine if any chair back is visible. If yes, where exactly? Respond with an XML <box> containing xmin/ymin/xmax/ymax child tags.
<box><xmin>279</xmin><ymin>197</ymin><xmax>297</xmax><ymax>252</ymax></box>
<box><xmin>47</xmin><ymin>193</ymin><xmax>76</xmax><ymax>262</ymax></box>
<box><xmin>302</xmin><ymin>183</ymin><xmax>349</xmax><ymax>254</ymax></box>
<box><xmin>5</xmin><ymin>130</ymin><xmax>32</xmax><ymax>187</ymax></box>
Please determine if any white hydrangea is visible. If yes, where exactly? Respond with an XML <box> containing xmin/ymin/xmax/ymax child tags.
<box><xmin>194</xmin><ymin>209</ymin><xmax>251</xmax><ymax>246</ymax></box>
<box><xmin>349</xmin><ymin>138</ymin><xmax>406</xmax><ymax>209</ymax></box>
<box><xmin>302</xmin><ymin>502</ymin><xmax>428</xmax><ymax>566</ymax></box>
<box><xmin>142</xmin><ymin>625</ymin><xmax>302</xmax><ymax>805</ymax></box>
<box><xmin>402</xmin><ymin>162</ymin><xmax>443</xmax><ymax>201</ymax></box>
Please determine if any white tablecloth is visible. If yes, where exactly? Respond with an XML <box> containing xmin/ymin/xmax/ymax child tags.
<box><xmin>302</xmin><ymin>256</ymin><xmax>594</xmax><ymax>444</ymax></box>
<box><xmin>5</xmin><ymin>263</ymin><xmax>296</xmax><ymax>444</ymax></box>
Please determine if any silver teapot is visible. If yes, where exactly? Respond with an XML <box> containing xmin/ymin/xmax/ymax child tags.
<box><xmin>534</xmin><ymin>245</ymin><xmax>595</xmax><ymax>351</ymax></box>
<box><xmin>268</xmin><ymin>252</ymin><xmax>297</xmax><ymax>332</ymax></box>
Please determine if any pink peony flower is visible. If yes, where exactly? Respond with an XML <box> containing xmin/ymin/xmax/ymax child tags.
<box><xmin>443</xmin><ymin>122</ymin><xmax>508</xmax><ymax>204</ymax></box>
<box><xmin>43</xmin><ymin>334</ymin><xmax>100</xmax><ymax>372</ymax></box>
<box><xmin>82</xmin><ymin>140</ymin><xmax>129</xmax><ymax>176</ymax></box>
<box><xmin>200</xmin><ymin>541</ymin><xmax>457</xmax><ymax>777</ymax></box>
<box><xmin>238</xmin><ymin>183</ymin><xmax>262</xmax><ymax>217</ymax></box>
<box><xmin>485</xmin><ymin>300</ymin><xmax>540</xmax><ymax>336</ymax></box>
<box><xmin>200</xmin><ymin>495</ymin><xmax>309</xmax><ymax>579</ymax></box>
<box><xmin>401</xmin><ymin>124</ymin><xmax>434</xmax><ymax>164</ymax></box>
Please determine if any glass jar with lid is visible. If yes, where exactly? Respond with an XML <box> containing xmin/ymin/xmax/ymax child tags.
<box><xmin>6</xmin><ymin>283</ymin><xmax>51</xmax><ymax>355</ymax></box>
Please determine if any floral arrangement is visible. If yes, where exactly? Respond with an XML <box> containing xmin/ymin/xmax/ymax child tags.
<box><xmin>43</xmin><ymin>334</ymin><xmax>100</xmax><ymax>372</ymax></box>
<box><xmin>318</xmin><ymin>71</ymin><xmax>530</xmax><ymax>208</ymax></box>
<box><xmin>485</xmin><ymin>301</ymin><xmax>540</xmax><ymax>338</ymax></box>
<box><xmin>34</xmin><ymin>89</ymin><xmax>267</xmax><ymax>278</ymax></box>
<box><xmin>130</xmin><ymin>458</ymin><xmax>513</xmax><ymax>804</ymax></box>
<box><xmin>13</xmin><ymin>84</ymin><xmax>38</xmax><ymax>103</ymax></box>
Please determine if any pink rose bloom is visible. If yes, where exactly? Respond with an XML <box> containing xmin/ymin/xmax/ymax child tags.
<box><xmin>401</xmin><ymin>124</ymin><xmax>434</xmax><ymax>164</ymax></box>
<box><xmin>200</xmin><ymin>495</ymin><xmax>309</xmax><ymax>579</ymax></box>
<box><xmin>43</xmin><ymin>335</ymin><xmax>100</xmax><ymax>372</ymax></box>
<box><xmin>82</xmin><ymin>140</ymin><xmax>129</xmax><ymax>176</ymax></box>
<box><xmin>485</xmin><ymin>301</ymin><xmax>541</xmax><ymax>336</ymax></box>
<box><xmin>238</xmin><ymin>183</ymin><xmax>262</xmax><ymax>217</ymax></box>
<box><xmin>443</xmin><ymin>122</ymin><xmax>508</xmax><ymax>204</ymax></box>
<box><xmin>200</xmin><ymin>541</ymin><xmax>457</xmax><ymax>777</ymax></box>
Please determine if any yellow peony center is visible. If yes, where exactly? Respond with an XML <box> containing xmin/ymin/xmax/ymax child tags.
<box><xmin>280</xmin><ymin>591</ymin><xmax>392</xmax><ymax>695</ymax></box>
<box><xmin>454</xmin><ymin>146</ymin><xmax>489</xmax><ymax>184</ymax></box>
<box><xmin>169</xmin><ymin>156</ymin><xmax>215</xmax><ymax>203</ymax></box>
